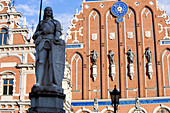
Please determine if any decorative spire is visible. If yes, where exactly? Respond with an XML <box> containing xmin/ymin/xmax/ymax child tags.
<box><xmin>76</xmin><ymin>6</ymin><xmax>78</xmax><ymax>14</ymax></box>
<box><xmin>23</xmin><ymin>17</ymin><xmax>27</xmax><ymax>28</ymax></box>
<box><xmin>30</xmin><ymin>23</ymin><xmax>34</xmax><ymax>43</ymax></box>
<box><xmin>161</xmin><ymin>1</ymin><xmax>164</xmax><ymax>10</ymax></box>
<box><xmin>12</xmin><ymin>0</ymin><xmax>15</xmax><ymax>6</ymax></box>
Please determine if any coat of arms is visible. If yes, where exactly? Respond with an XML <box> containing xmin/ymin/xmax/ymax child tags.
<box><xmin>127</xmin><ymin>32</ymin><xmax>133</xmax><ymax>39</ymax></box>
<box><xmin>145</xmin><ymin>31</ymin><xmax>151</xmax><ymax>38</ymax></box>
<box><xmin>109</xmin><ymin>33</ymin><xmax>115</xmax><ymax>40</ymax></box>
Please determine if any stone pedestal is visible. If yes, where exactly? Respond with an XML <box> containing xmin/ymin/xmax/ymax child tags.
<box><xmin>147</xmin><ymin>62</ymin><xmax>153</xmax><ymax>79</ymax></box>
<box><xmin>28</xmin><ymin>86</ymin><xmax>65</xmax><ymax>113</ymax></box>
<box><xmin>92</xmin><ymin>65</ymin><xmax>97</xmax><ymax>81</ymax></box>
<box><xmin>128</xmin><ymin>63</ymin><xmax>134</xmax><ymax>80</ymax></box>
<box><xmin>110</xmin><ymin>64</ymin><xmax>116</xmax><ymax>81</ymax></box>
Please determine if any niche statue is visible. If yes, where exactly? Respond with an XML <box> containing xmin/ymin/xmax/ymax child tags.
<box><xmin>33</xmin><ymin>7</ymin><xmax>65</xmax><ymax>88</ymax></box>
<box><xmin>145</xmin><ymin>47</ymin><xmax>152</xmax><ymax>63</ymax></box>
<box><xmin>127</xmin><ymin>49</ymin><xmax>135</xmax><ymax>64</ymax></box>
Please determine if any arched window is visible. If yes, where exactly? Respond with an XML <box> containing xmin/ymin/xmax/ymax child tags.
<box><xmin>0</xmin><ymin>28</ymin><xmax>7</xmax><ymax>45</ymax></box>
<box><xmin>156</xmin><ymin>108</ymin><xmax>170</xmax><ymax>113</ymax></box>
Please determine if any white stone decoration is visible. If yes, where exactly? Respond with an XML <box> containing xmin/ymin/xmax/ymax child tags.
<box><xmin>0</xmin><ymin>3</ymin><xmax>4</xmax><ymax>11</ymax></box>
<box><xmin>110</xmin><ymin>64</ymin><xmax>116</xmax><ymax>81</ymax></box>
<box><xmin>66</xmin><ymin>10</ymin><xmax>83</xmax><ymax>43</ymax></box>
<box><xmin>85</xmin><ymin>4</ymin><xmax>90</xmax><ymax>9</ymax></box>
<box><xmin>100</xmin><ymin>3</ymin><xmax>105</xmax><ymax>8</ymax></box>
<box><xmin>0</xmin><ymin>62</ymin><xmax>16</xmax><ymax>68</ymax></box>
<box><xmin>149</xmin><ymin>1</ymin><xmax>154</xmax><ymax>5</ymax></box>
<box><xmin>147</xmin><ymin>63</ymin><xmax>153</xmax><ymax>79</ymax></box>
<box><xmin>135</xmin><ymin>2</ymin><xmax>140</xmax><ymax>6</ymax></box>
<box><xmin>93</xmin><ymin>98</ymin><xmax>99</xmax><ymax>112</ymax></box>
<box><xmin>128</xmin><ymin>63</ymin><xmax>135</xmax><ymax>80</ymax></box>
<box><xmin>92</xmin><ymin>65</ymin><xmax>97</xmax><ymax>81</ymax></box>
<box><xmin>63</xmin><ymin>63</ymin><xmax>73</xmax><ymax>113</ymax></box>
<box><xmin>109</xmin><ymin>32</ymin><xmax>115</xmax><ymax>40</ymax></box>
<box><xmin>145</xmin><ymin>31</ymin><xmax>151</xmax><ymax>38</ymax></box>
<box><xmin>158</xmin><ymin>10</ymin><xmax>170</xmax><ymax>25</ymax></box>
<box><xmin>92</xmin><ymin>33</ymin><xmax>97</xmax><ymax>41</ymax></box>
<box><xmin>158</xmin><ymin>23</ymin><xmax>170</xmax><ymax>39</ymax></box>
<box><xmin>127</xmin><ymin>32</ymin><xmax>133</xmax><ymax>39</ymax></box>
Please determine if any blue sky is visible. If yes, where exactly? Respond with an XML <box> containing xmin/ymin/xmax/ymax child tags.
<box><xmin>14</xmin><ymin>0</ymin><xmax>170</xmax><ymax>38</ymax></box>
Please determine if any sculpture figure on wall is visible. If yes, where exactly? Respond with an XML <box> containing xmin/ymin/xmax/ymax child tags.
<box><xmin>145</xmin><ymin>47</ymin><xmax>153</xmax><ymax>79</ymax></box>
<box><xmin>127</xmin><ymin>49</ymin><xmax>135</xmax><ymax>64</ymax></box>
<box><xmin>108</xmin><ymin>49</ymin><xmax>116</xmax><ymax>81</ymax></box>
<box><xmin>91</xmin><ymin>50</ymin><xmax>99</xmax><ymax>65</ymax></box>
<box><xmin>93</xmin><ymin>98</ymin><xmax>99</xmax><ymax>112</ymax></box>
<box><xmin>108</xmin><ymin>49</ymin><xmax>115</xmax><ymax>65</ymax></box>
<box><xmin>126</xmin><ymin>49</ymin><xmax>135</xmax><ymax>80</ymax></box>
<box><xmin>91</xmin><ymin>50</ymin><xmax>98</xmax><ymax>81</ymax></box>
<box><xmin>145</xmin><ymin>47</ymin><xmax>152</xmax><ymax>63</ymax></box>
<box><xmin>33</xmin><ymin>7</ymin><xmax>65</xmax><ymax>88</ymax></box>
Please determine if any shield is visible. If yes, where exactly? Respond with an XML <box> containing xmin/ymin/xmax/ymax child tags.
<box><xmin>52</xmin><ymin>40</ymin><xmax>65</xmax><ymax>87</ymax></box>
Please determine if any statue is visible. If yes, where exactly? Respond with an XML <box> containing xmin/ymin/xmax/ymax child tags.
<box><xmin>108</xmin><ymin>49</ymin><xmax>115</xmax><ymax>65</ymax></box>
<box><xmin>91</xmin><ymin>50</ymin><xmax>98</xmax><ymax>65</ymax></box>
<box><xmin>93</xmin><ymin>98</ymin><xmax>99</xmax><ymax>112</ymax></box>
<box><xmin>127</xmin><ymin>49</ymin><xmax>135</xmax><ymax>64</ymax></box>
<box><xmin>145</xmin><ymin>47</ymin><xmax>152</xmax><ymax>63</ymax></box>
<box><xmin>33</xmin><ymin>7</ymin><xmax>65</xmax><ymax>88</ymax></box>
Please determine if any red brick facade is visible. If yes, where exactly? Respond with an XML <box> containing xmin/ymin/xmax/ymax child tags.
<box><xmin>66</xmin><ymin>0</ymin><xmax>170</xmax><ymax>112</ymax></box>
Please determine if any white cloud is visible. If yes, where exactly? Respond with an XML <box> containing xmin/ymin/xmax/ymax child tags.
<box><xmin>54</xmin><ymin>13</ymin><xmax>74</xmax><ymax>34</ymax></box>
<box><xmin>15</xmin><ymin>4</ymin><xmax>39</xmax><ymax>16</ymax></box>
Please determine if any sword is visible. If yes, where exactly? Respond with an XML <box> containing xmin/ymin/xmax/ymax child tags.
<box><xmin>38</xmin><ymin>0</ymin><xmax>43</xmax><ymax>30</ymax></box>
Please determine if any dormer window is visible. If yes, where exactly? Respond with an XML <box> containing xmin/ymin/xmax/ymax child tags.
<box><xmin>0</xmin><ymin>28</ymin><xmax>7</xmax><ymax>45</ymax></box>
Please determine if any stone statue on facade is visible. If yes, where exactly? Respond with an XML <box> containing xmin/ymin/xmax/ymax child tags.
<box><xmin>127</xmin><ymin>49</ymin><xmax>135</xmax><ymax>64</ymax></box>
<box><xmin>93</xmin><ymin>98</ymin><xmax>99</xmax><ymax>112</ymax></box>
<box><xmin>33</xmin><ymin>7</ymin><xmax>65</xmax><ymax>88</ymax></box>
<box><xmin>108</xmin><ymin>49</ymin><xmax>115</xmax><ymax>65</ymax></box>
<box><xmin>145</xmin><ymin>47</ymin><xmax>153</xmax><ymax>79</ymax></box>
<box><xmin>29</xmin><ymin>7</ymin><xmax>65</xmax><ymax>113</ymax></box>
<box><xmin>91</xmin><ymin>50</ymin><xmax>98</xmax><ymax>81</ymax></box>
<box><xmin>126</xmin><ymin>49</ymin><xmax>135</xmax><ymax>80</ymax></box>
<box><xmin>91</xmin><ymin>50</ymin><xmax>98</xmax><ymax>65</ymax></box>
<box><xmin>108</xmin><ymin>49</ymin><xmax>116</xmax><ymax>81</ymax></box>
<box><xmin>145</xmin><ymin>47</ymin><xmax>152</xmax><ymax>63</ymax></box>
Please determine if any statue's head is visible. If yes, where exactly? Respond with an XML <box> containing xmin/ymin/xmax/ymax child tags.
<box><xmin>129</xmin><ymin>49</ymin><xmax>132</xmax><ymax>51</ymax></box>
<box><xmin>147</xmin><ymin>47</ymin><xmax>150</xmax><ymax>49</ymax></box>
<box><xmin>43</xmin><ymin>7</ymin><xmax>53</xmax><ymax>20</ymax></box>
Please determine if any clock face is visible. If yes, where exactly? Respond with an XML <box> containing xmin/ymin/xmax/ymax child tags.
<box><xmin>111</xmin><ymin>2</ymin><xmax>128</xmax><ymax>17</ymax></box>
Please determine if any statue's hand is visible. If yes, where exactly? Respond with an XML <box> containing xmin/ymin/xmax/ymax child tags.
<box><xmin>53</xmin><ymin>38</ymin><xmax>60</xmax><ymax>45</ymax></box>
<box><xmin>34</xmin><ymin>31</ymin><xmax>42</xmax><ymax>37</ymax></box>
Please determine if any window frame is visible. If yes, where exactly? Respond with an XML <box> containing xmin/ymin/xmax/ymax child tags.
<box><xmin>0</xmin><ymin>28</ymin><xmax>8</xmax><ymax>45</ymax></box>
<box><xmin>3</xmin><ymin>79</ymin><xmax>13</xmax><ymax>95</ymax></box>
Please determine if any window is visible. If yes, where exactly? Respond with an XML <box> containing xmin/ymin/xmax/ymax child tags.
<box><xmin>3</xmin><ymin>79</ymin><xmax>13</xmax><ymax>95</ymax></box>
<box><xmin>156</xmin><ymin>108</ymin><xmax>170</xmax><ymax>113</ymax></box>
<box><xmin>0</xmin><ymin>28</ymin><xmax>7</xmax><ymax>45</ymax></box>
